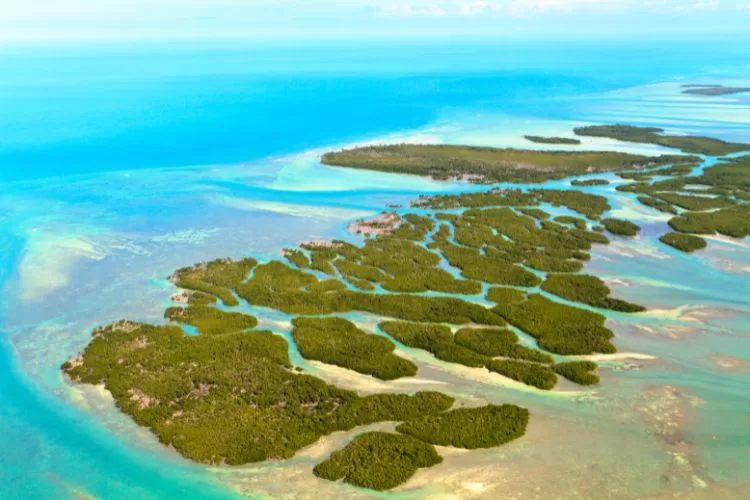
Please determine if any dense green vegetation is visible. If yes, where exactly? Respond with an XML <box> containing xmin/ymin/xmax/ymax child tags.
<box><xmin>284</xmin><ymin>249</ymin><xmax>311</xmax><ymax>269</ymax></box>
<box><xmin>601</xmin><ymin>218</ymin><xmax>641</xmax><ymax>237</ymax></box>
<box><xmin>396</xmin><ymin>404</ymin><xmax>529</xmax><ymax>449</ymax></box>
<box><xmin>234</xmin><ymin>261</ymin><xmax>504</xmax><ymax>325</ymax></box>
<box><xmin>380</xmin><ymin>321</ymin><xmax>487</xmax><ymax>368</ymax></box>
<box><xmin>494</xmin><ymin>294</ymin><xmax>616</xmax><ymax>355</ymax></box>
<box><xmin>453</xmin><ymin>327</ymin><xmax>516</xmax><ymax>356</ymax></box>
<box><xmin>657</xmin><ymin>163</ymin><xmax>697</xmax><ymax>177</ymax></box>
<box><xmin>303</xmin><ymin>237</ymin><xmax>484</xmax><ymax>295</ymax></box>
<box><xmin>605</xmin><ymin>153</ymin><xmax>750</xmax><ymax>255</ymax></box>
<box><xmin>524</xmin><ymin>135</ymin><xmax>581</xmax><ymax>145</ymax></box>
<box><xmin>186</xmin><ymin>291</ymin><xmax>217</xmax><ymax>307</ymax></box>
<box><xmin>427</xmin><ymin>205</ymin><xmax>603</xmax><ymax>282</ymax></box>
<box><xmin>525</xmin><ymin>254</ymin><xmax>583</xmax><ymax>273</ymax></box>
<box><xmin>636</xmin><ymin>196</ymin><xmax>678</xmax><ymax>214</ymax></box>
<box><xmin>618</xmin><ymin>171</ymin><xmax>653</xmax><ymax>181</ymax></box>
<box><xmin>380</xmin><ymin>321</ymin><xmax>557</xmax><ymax>389</ymax></box>
<box><xmin>553</xmin><ymin>361</ymin><xmax>600</xmax><ymax>386</ymax></box>
<box><xmin>554</xmin><ymin>215</ymin><xmax>587</xmax><ymax>230</ymax></box>
<box><xmin>518</xmin><ymin>207</ymin><xmax>550</xmax><ymax>220</ymax></box>
<box><xmin>574</xmin><ymin>124</ymin><xmax>749</xmax><ymax>156</ymax></box>
<box><xmin>415</xmin><ymin>188</ymin><xmax>611</xmax><ymax>222</ymax></box>
<box><xmin>394</xmin><ymin>213</ymin><xmax>436</xmax><ymax>241</ymax></box>
<box><xmin>165</xmin><ymin>306</ymin><xmax>257</xmax><ymax>335</ymax></box>
<box><xmin>446</xmin><ymin>253</ymin><xmax>543</xmax><ymax>286</ymax></box>
<box><xmin>63</xmin><ymin>321</ymin><xmax>455</xmax><ymax>465</ymax></box>
<box><xmin>569</xmin><ymin>228</ymin><xmax>610</xmax><ymax>244</ymax></box>
<box><xmin>416</xmin><ymin>189</ymin><xmax>539</xmax><ymax>209</ymax></box>
<box><xmin>171</xmin><ymin>258</ymin><xmax>256</xmax><ymax>307</ymax></box>
<box><xmin>313</xmin><ymin>432</ymin><xmax>443</xmax><ymax>491</ymax></box>
<box><xmin>265</xmin><ymin>188</ymin><xmax>640</xmax><ymax>366</ymax></box>
<box><xmin>533</xmin><ymin>189</ymin><xmax>611</xmax><ymax>219</ymax></box>
<box><xmin>692</xmin><ymin>155</ymin><xmax>750</xmax><ymax>196</ymax></box>
<box><xmin>292</xmin><ymin>317</ymin><xmax>417</xmax><ymax>380</ymax></box>
<box><xmin>659</xmin><ymin>232</ymin><xmax>708</xmax><ymax>253</ymax></box>
<box><xmin>321</xmin><ymin>144</ymin><xmax>691</xmax><ymax>184</ymax></box>
<box><xmin>487</xmin><ymin>359</ymin><xmax>558</xmax><ymax>389</ymax></box>
<box><xmin>541</xmin><ymin>274</ymin><xmax>645</xmax><ymax>312</ymax></box>
<box><xmin>613</xmin><ymin>181</ymin><xmax>647</xmax><ymax>194</ymax></box>
<box><xmin>571</xmin><ymin>179</ymin><xmax>610</xmax><ymax>187</ymax></box>
<box><xmin>429</xmin><ymin>230</ymin><xmax>544</xmax><ymax>287</ymax></box>
<box><xmin>655</xmin><ymin>192</ymin><xmax>734</xmax><ymax>211</ymax></box>
<box><xmin>486</xmin><ymin>287</ymin><xmax>527</xmax><ymax>304</ymax></box>
<box><xmin>454</xmin><ymin>327</ymin><xmax>553</xmax><ymax>363</ymax></box>
<box><xmin>668</xmin><ymin>204</ymin><xmax>750</xmax><ymax>239</ymax></box>
<box><xmin>610</xmin><ymin>155</ymin><xmax>749</xmax><ymax>249</ymax></box>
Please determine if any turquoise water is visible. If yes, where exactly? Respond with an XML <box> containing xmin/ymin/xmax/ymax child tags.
<box><xmin>0</xmin><ymin>337</ymin><xmax>237</xmax><ymax>499</ymax></box>
<box><xmin>1</xmin><ymin>40</ymin><xmax>749</xmax><ymax>498</ymax></box>
<box><xmin>3</xmin><ymin>39</ymin><xmax>750</xmax><ymax>182</ymax></box>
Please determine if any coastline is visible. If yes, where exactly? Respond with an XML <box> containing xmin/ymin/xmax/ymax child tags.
<box><xmin>2</xmin><ymin>74</ymin><xmax>750</xmax><ymax>498</ymax></box>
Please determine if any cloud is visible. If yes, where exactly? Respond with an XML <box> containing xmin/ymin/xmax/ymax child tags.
<box><xmin>677</xmin><ymin>1</ymin><xmax>721</xmax><ymax>12</ymax></box>
<box><xmin>377</xmin><ymin>4</ymin><xmax>448</xmax><ymax>17</ymax></box>
<box><xmin>458</xmin><ymin>1</ymin><xmax>493</xmax><ymax>16</ymax></box>
<box><xmin>643</xmin><ymin>0</ymin><xmax>724</xmax><ymax>13</ymax></box>
<box><xmin>371</xmin><ymin>0</ymin><xmax>732</xmax><ymax>18</ymax></box>
<box><xmin>502</xmin><ymin>0</ymin><xmax>626</xmax><ymax>15</ymax></box>
<box><xmin>696</xmin><ymin>0</ymin><xmax>721</xmax><ymax>7</ymax></box>
<box><xmin>1</xmin><ymin>0</ymin><xmax>748</xmax><ymax>43</ymax></box>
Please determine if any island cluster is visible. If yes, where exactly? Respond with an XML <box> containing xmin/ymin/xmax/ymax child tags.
<box><xmin>64</xmin><ymin>123</ymin><xmax>748</xmax><ymax>491</ymax></box>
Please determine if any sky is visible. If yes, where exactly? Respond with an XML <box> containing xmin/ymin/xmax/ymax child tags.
<box><xmin>1</xmin><ymin>0</ymin><xmax>750</xmax><ymax>44</ymax></box>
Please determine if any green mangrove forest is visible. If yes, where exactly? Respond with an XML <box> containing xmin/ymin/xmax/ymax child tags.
<box><xmin>601</xmin><ymin>218</ymin><xmax>641</xmax><ymax>237</ymax></box>
<box><xmin>574</xmin><ymin>124</ymin><xmax>749</xmax><ymax>156</ymax></box>
<box><xmin>659</xmin><ymin>232</ymin><xmax>708</xmax><ymax>253</ymax></box>
<box><xmin>313</xmin><ymin>404</ymin><xmax>530</xmax><ymax>490</ymax></box>
<box><xmin>312</xmin><ymin>432</ymin><xmax>443</xmax><ymax>491</ymax></box>
<box><xmin>321</xmin><ymin>143</ymin><xmax>695</xmax><ymax>183</ymax></box>
<box><xmin>396</xmin><ymin>404</ymin><xmax>529</xmax><ymax>449</ymax></box>
<box><xmin>524</xmin><ymin>135</ymin><xmax>581</xmax><ymax>145</ymax></box>
<box><xmin>63</xmin><ymin>125</ymin><xmax>750</xmax><ymax>491</ymax></box>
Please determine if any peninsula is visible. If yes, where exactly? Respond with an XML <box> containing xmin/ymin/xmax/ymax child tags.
<box><xmin>320</xmin><ymin>143</ymin><xmax>696</xmax><ymax>183</ymax></box>
<box><xmin>573</xmin><ymin>124</ymin><xmax>750</xmax><ymax>156</ymax></box>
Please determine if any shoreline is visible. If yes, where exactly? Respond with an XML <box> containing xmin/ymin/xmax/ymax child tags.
<box><xmin>5</xmin><ymin>91</ymin><xmax>750</xmax><ymax>499</ymax></box>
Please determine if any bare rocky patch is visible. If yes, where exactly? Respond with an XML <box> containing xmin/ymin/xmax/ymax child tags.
<box><xmin>128</xmin><ymin>388</ymin><xmax>159</xmax><ymax>410</ymax></box>
<box><xmin>347</xmin><ymin>212</ymin><xmax>402</xmax><ymax>237</ymax></box>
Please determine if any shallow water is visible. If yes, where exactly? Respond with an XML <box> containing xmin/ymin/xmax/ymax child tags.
<box><xmin>1</xmin><ymin>40</ymin><xmax>749</xmax><ymax>498</ymax></box>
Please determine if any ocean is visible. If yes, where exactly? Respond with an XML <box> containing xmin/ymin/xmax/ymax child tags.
<box><xmin>0</xmin><ymin>38</ymin><xmax>749</xmax><ymax>498</ymax></box>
